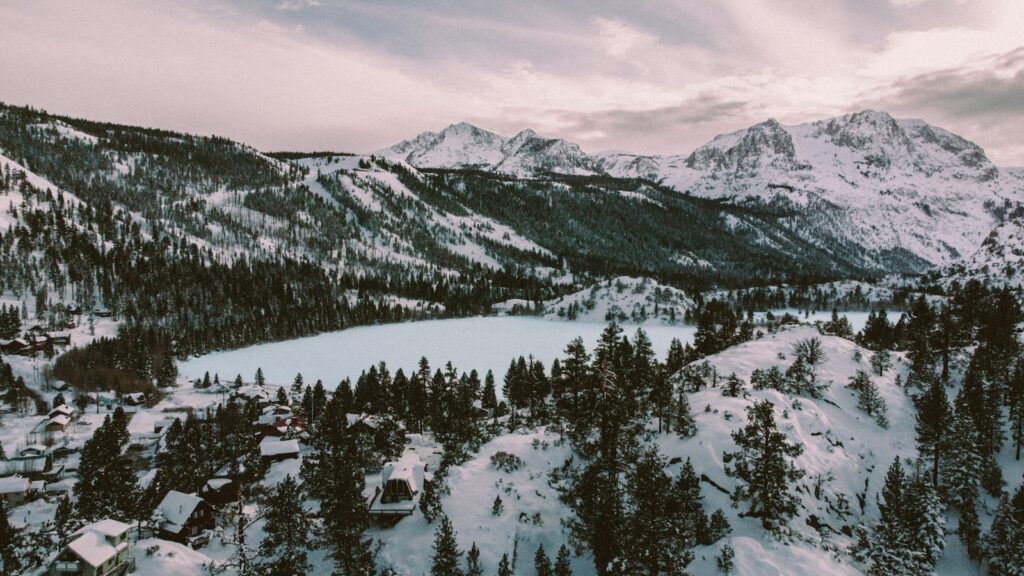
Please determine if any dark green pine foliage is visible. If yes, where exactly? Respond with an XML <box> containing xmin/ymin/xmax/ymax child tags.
<box><xmin>1010</xmin><ymin>359</ymin><xmax>1024</xmax><ymax>461</ymax></box>
<box><xmin>673</xmin><ymin>458</ymin><xmax>708</xmax><ymax>547</ymax></box>
<box><xmin>868</xmin><ymin>460</ymin><xmax>945</xmax><ymax>576</ymax></box>
<box><xmin>0</xmin><ymin>500</ymin><xmax>19</xmax><ymax>574</ymax></box>
<box><xmin>554</xmin><ymin>545</ymin><xmax>572</xmax><ymax>576</ymax></box>
<box><xmin>723</xmin><ymin>400</ymin><xmax>804</xmax><ymax>531</ymax></box>
<box><xmin>256</xmin><ymin>475</ymin><xmax>310</xmax><ymax>576</ymax></box>
<box><xmin>74</xmin><ymin>408</ymin><xmax>139</xmax><ymax>522</ymax></box>
<box><xmin>958</xmin><ymin>492</ymin><xmax>982</xmax><ymax>561</ymax></box>
<box><xmin>904</xmin><ymin>295</ymin><xmax>937</xmax><ymax>389</ymax></box>
<box><xmin>623</xmin><ymin>447</ymin><xmax>694</xmax><ymax>575</ymax></box>
<box><xmin>984</xmin><ymin>488</ymin><xmax>1024</xmax><ymax>576</ymax></box>
<box><xmin>465</xmin><ymin>543</ymin><xmax>483</xmax><ymax>576</ymax></box>
<box><xmin>534</xmin><ymin>544</ymin><xmax>553</xmax><ymax>576</ymax></box>
<box><xmin>431</xmin><ymin>516</ymin><xmax>463</xmax><ymax>576</ymax></box>
<box><xmin>914</xmin><ymin>376</ymin><xmax>949</xmax><ymax>488</ymax></box>
<box><xmin>497</xmin><ymin>554</ymin><xmax>513</xmax><ymax>576</ymax></box>
<box><xmin>673</xmin><ymin>385</ymin><xmax>697</xmax><ymax>438</ymax></box>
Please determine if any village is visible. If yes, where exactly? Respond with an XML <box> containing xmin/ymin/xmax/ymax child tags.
<box><xmin>1</xmin><ymin>340</ymin><xmax>446</xmax><ymax>575</ymax></box>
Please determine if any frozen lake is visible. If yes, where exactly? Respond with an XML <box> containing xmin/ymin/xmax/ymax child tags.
<box><xmin>178</xmin><ymin>310</ymin><xmax>874</xmax><ymax>389</ymax></box>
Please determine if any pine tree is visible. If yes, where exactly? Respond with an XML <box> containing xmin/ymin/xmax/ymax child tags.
<box><xmin>0</xmin><ymin>500</ymin><xmax>19</xmax><ymax>574</ymax></box>
<box><xmin>1010</xmin><ymin>358</ymin><xmax>1024</xmax><ymax>461</ymax></box>
<box><xmin>55</xmin><ymin>495</ymin><xmax>74</xmax><ymax>544</ymax></box>
<box><xmin>534</xmin><ymin>544</ymin><xmax>553</xmax><ymax>576</ymax></box>
<box><xmin>672</xmin><ymin>458</ymin><xmax>706</xmax><ymax>547</ymax></box>
<box><xmin>707</xmin><ymin>510</ymin><xmax>732</xmax><ymax>543</ymax></box>
<box><xmin>915</xmin><ymin>377</ymin><xmax>949</xmax><ymax>487</ymax></box>
<box><xmin>673</xmin><ymin>385</ymin><xmax>696</xmax><ymax>438</ymax></box>
<box><xmin>431</xmin><ymin>515</ymin><xmax>463</xmax><ymax>576</ymax></box>
<box><xmin>942</xmin><ymin>406</ymin><xmax>982</xmax><ymax>508</ymax></box>
<box><xmin>492</xmin><ymin>495</ymin><xmax>504</xmax><ymax>516</ymax></box>
<box><xmin>958</xmin><ymin>492</ymin><xmax>982</xmax><ymax>561</ymax></box>
<box><xmin>625</xmin><ymin>448</ymin><xmax>693</xmax><ymax>574</ymax></box>
<box><xmin>256</xmin><ymin>475</ymin><xmax>310</xmax><ymax>576</ymax></box>
<box><xmin>497</xmin><ymin>554</ymin><xmax>513</xmax><ymax>576</ymax></box>
<box><xmin>984</xmin><ymin>492</ymin><xmax>1024</xmax><ymax>576</ymax></box>
<box><xmin>723</xmin><ymin>400</ymin><xmax>804</xmax><ymax>531</ymax></box>
<box><xmin>871</xmin><ymin>350</ymin><xmax>892</xmax><ymax>377</ymax></box>
<box><xmin>554</xmin><ymin>545</ymin><xmax>572</xmax><ymax>576</ymax></box>
<box><xmin>466</xmin><ymin>542</ymin><xmax>483</xmax><ymax>576</ymax></box>
<box><xmin>722</xmin><ymin>373</ymin><xmax>744</xmax><ymax>397</ymax></box>
<box><xmin>716</xmin><ymin>544</ymin><xmax>734</xmax><ymax>574</ymax></box>
<box><xmin>851</xmin><ymin>372</ymin><xmax>888</xmax><ymax>429</ymax></box>
<box><xmin>904</xmin><ymin>473</ymin><xmax>945</xmax><ymax>569</ymax></box>
<box><xmin>868</xmin><ymin>459</ymin><xmax>917</xmax><ymax>576</ymax></box>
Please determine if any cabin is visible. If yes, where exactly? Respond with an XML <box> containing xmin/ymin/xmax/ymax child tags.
<box><xmin>199</xmin><ymin>477</ymin><xmax>238</xmax><ymax>507</ymax></box>
<box><xmin>259</xmin><ymin>438</ymin><xmax>300</xmax><ymax>462</ymax></box>
<box><xmin>49</xmin><ymin>519</ymin><xmax>134</xmax><ymax>576</ymax></box>
<box><xmin>155</xmin><ymin>490</ymin><xmax>215</xmax><ymax>545</ymax></box>
<box><xmin>48</xmin><ymin>331</ymin><xmax>72</xmax><ymax>346</ymax></box>
<box><xmin>123</xmin><ymin>393</ymin><xmax>146</xmax><ymax>406</ymax></box>
<box><xmin>0</xmin><ymin>475</ymin><xmax>34</xmax><ymax>507</ymax></box>
<box><xmin>92</xmin><ymin>308</ymin><xmax>113</xmax><ymax>318</ymax></box>
<box><xmin>0</xmin><ymin>454</ymin><xmax>64</xmax><ymax>482</ymax></box>
<box><xmin>19</xmin><ymin>444</ymin><xmax>49</xmax><ymax>458</ymax></box>
<box><xmin>257</xmin><ymin>415</ymin><xmax>306</xmax><ymax>440</ymax></box>
<box><xmin>50</xmin><ymin>404</ymin><xmax>74</xmax><ymax>419</ymax></box>
<box><xmin>369</xmin><ymin>453</ymin><xmax>428</xmax><ymax>521</ymax></box>
<box><xmin>0</xmin><ymin>338</ymin><xmax>29</xmax><ymax>354</ymax></box>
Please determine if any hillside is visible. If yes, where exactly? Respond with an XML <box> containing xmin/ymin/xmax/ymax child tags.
<box><xmin>381</xmin><ymin>111</ymin><xmax>1024</xmax><ymax>271</ymax></box>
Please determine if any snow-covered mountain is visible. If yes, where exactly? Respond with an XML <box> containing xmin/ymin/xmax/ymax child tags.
<box><xmin>381</xmin><ymin>111</ymin><xmax>1024</xmax><ymax>270</ymax></box>
<box><xmin>942</xmin><ymin>212</ymin><xmax>1024</xmax><ymax>289</ymax></box>
<box><xmin>376</xmin><ymin>123</ymin><xmax>602</xmax><ymax>177</ymax></box>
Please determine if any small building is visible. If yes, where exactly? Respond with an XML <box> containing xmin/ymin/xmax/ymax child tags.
<box><xmin>123</xmin><ymin>393</ymin><xmax>146</xmax><ymax>406</ymax></box>
<box><xmin>0</xmin><ymin>338</ymin><xmax>29</xmax><ymax>354</ymax></box>
<box><xmin>369</xmin><ymin>453</ymin><xmax>427</xmax><ymax>520</ymax></box>
<box><xmin>199</xmin><ymin>477</ymin><xmax>238</xmax><ymax>507</ymax></box>
<box><xmin>0</xmin><ymin>454</ymin><xmax>64</xmax><ymax>482</ymax></box>
<box><xmin>49</xmin><ymin>519</ymin><xmax>134</xmax><ymax>576</ymax></box>
<box><xmin>18</xmin><ymin>444</ymin><xmax>49</xmax><ymax>458</ymax></box>
<box><xmin>259</xmin><ymin>438</ymin><xmax>300</xmax><ymax>462</ymax></box>
<box><xmin>0</xmin><ymin>475</ymin><xmax>33</xmax><ymax>507</ymax></box>
<box><xmin>48</xmin><ymin>331</ymin><xmax>72</xmax><ymax>346</ymax></box>
<box><xmin>257</xmin><ymin>415</ymin><xmax>306</xmax><ymax>440</ymax></box>
<box><xmin>155</xmin><ymin>490</ymin><xmax>215</xmax><ymax>545</ymax></box>
<box><xmin>50</xmin><ymin>404</ymin><xmax>74</xmax><ymax>419</ymax></box>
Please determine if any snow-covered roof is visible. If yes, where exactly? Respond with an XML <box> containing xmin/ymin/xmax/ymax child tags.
<box><xmin>67</xmin><ymin>520</ymin><xmax>130</xmax><ymax>568</ymax></box>
<box><xmin>0</xmin><ymin>455</ymin><xmax>49</xmax><ymax>475</ymax></box>
<box><xmin>157</xmin><ymin>490</ymin><xmax>203</xmax><ymax>533</ymax></box>
<box><xmin>50</xmin><ymin>404</ymin><xmax>73</xmax><ymax>417</ymax></box>
<box><xmin>381</xmin><ymin>453</ymin><xmax>424</xmax><ymax>494</ymax></box>
<box><xmin>0</xmin><ymin>475</ymin><xmax>29</xmax><ymax>494</ymax></box>
<box><xmin>206</xmin><ymin>479</ymin><xmax>232</xmax><ymax>490</ymax></box>
<box><xmin>80</xmin><ymin>518</ymin><xmax>131</xmax><ymax>538</ymax></box>
<box><xmin>47</xmin><ymin>414</ymin><xmax>71</xmax><ymax>427</ymax></box>
<box><xmin>259</xmin><ymin>438</ymin><xmax>300</xmax><ymax>457</ymax></box>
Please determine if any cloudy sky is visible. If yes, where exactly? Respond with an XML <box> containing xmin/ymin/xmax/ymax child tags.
<box><xmin>2</xmin><ymin>0</ymin><xmax>1023</xmax><ymax>163</ymax></box>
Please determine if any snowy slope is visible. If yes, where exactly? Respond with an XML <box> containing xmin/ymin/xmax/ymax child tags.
<box><xmin>377</xmin><ymin>124</ymin><xmax>602</xmax><ymax>177</ymax></box>
<box><xmin>941</xmin><ymin>213</ymin><xmax>1024</xmax><ymax>289</ymax></box>
<box><xmin>495</xmin><ymin>276</ymin><xmax>695</xmax><ymax>324</ymax></box>
<box><xmin>381</xmin><ymin>111</ymin><xmax>1024</xmax><ymax>271</ymax></box>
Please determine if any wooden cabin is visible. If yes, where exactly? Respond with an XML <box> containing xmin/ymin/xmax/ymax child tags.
<box><xmin>49</xmin><ymin>519</ymin><xmax>134</xmax><ymax>576</ymax></box>
<box><xmin>155</xmin><ymin>490</ymin><xmax>215</xmax><ymax>546</ymax></box>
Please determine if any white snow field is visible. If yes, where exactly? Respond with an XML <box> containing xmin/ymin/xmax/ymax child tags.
<box><xmin>178</xmin><ymin>313</ymin><xmax>873</xmax><ymax>389</ymax></box>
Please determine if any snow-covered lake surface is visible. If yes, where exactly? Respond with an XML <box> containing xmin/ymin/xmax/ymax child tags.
<box><xmin>179</xmin><ymin>311</ymin><xmax>874</xmax><ymax>388</ymax></box>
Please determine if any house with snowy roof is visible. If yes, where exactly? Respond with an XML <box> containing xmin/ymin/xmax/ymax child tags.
<box><xmin>0</xmin><ymin>475</ymin><xmax>35</xmax><ymax>507</ymax></box>
<box><xmin>259</xmin><ymin>437</ymin><xmax>300</xmax><ymax>462</ymax></box>
<box><xmin>154</xmin><ymin>490</ymin><xmax>214</xmax><ymax>545</ymax></box>
<box><xmin>0</xmin><ymin>453</ymin><xmax>63</xmax><ymax>482</ymax></box>
<box><xmin>48</xmin><ymin>518</ymin><xmax>134</xmax><ymax>576</ymax></box>
<box><xmin>369</xmin><ymin>452</ymin><xmax>428</xmax><ymax>521</ymax></box>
